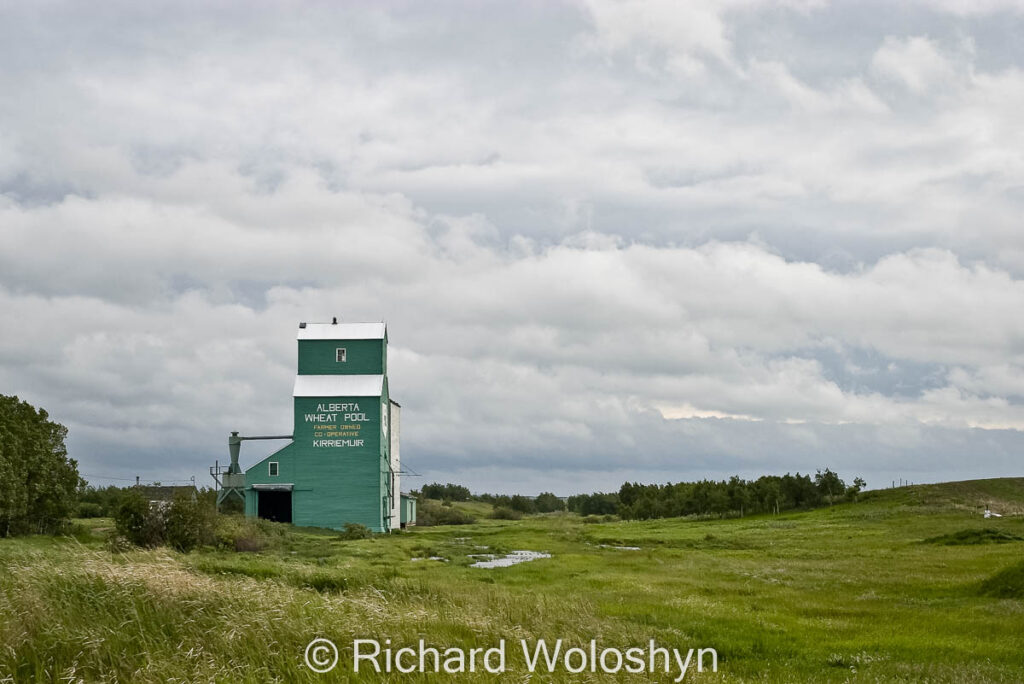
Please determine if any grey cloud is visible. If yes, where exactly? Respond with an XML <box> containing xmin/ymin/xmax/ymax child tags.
<box><xmin>2</xmin><ymin>1</ymin><xmax>1023</xmax><ymax>493</ymax></box>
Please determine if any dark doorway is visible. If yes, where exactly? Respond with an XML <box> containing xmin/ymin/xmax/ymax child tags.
<box><xmin>257</xmin><ymin>490</ymin><xmax>292</xmax><ymax>523</ymax></box>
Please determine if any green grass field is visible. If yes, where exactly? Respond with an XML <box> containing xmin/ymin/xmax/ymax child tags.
<box><xmin>2</xmin><ymin>478</ymin><xmax>1023</xmax><ymax>682</ymax></box>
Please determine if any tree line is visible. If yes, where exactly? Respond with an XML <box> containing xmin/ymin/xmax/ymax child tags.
<box><xmin>570</xmin><ymin>470</ymin><xmax>865</xmax><ymax>520</ymax></box>
<box><xmin>416</xmin><ymin>482</ymin><xmax>566</xmax><ymax>514</ymax></box>
<box><xmin>422</xmin><ymin>470</ymin><xmax>865</xmax><ymax>521</ymax></box>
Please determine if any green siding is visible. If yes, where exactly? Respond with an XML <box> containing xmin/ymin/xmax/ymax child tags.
<box><xmin>244</xmin><ymin>327</ymin><xmax>394</xmax><ymax>533</ymax></box>
<box><xmin>401</xmin><ymin>495</ymin><xmax>417</xmax><ymax>525</ymax></box>
<box><xmin>297</xmin><ymin>339</ymin><xmax>385</xmax><ymax>375</ymax></box>
<box><xmin>247</xmin><ymin>398</ymin><xmax>387</xmax><ymax>531</ymax></box>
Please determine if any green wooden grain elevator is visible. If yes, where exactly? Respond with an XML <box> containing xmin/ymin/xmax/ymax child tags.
<box><xmin>237</xmin><ymin>320</ymin><xmax>401</xmax><ymax>533</ymax></box>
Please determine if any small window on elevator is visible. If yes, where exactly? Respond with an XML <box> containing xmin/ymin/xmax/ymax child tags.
<box><xmin>336</xmin><ymin>348</ymin><xmax>347</xmax><ymax>362</ymax></box>
<box><xmin>269</xmin><ymin>462</ymin><xmax>279</xmax><ymax>477</ymax></box>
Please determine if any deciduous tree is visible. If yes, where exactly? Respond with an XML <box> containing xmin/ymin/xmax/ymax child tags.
<box><xmin>0</xmin><ymin>394</ymin><xmax>81</xmax><ymax>536</ymax></box>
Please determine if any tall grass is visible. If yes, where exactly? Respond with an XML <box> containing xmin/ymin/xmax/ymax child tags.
<box><xmin>1</xmin><ymin>478</ymin><xmax>1023</xmax><ymax>682</ymax></box>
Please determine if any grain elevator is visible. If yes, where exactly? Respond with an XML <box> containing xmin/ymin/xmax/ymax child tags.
<box><xmin>230</xmin><ymin>320</ymin><xmax>401</xmax><ymax>532</ymax></box>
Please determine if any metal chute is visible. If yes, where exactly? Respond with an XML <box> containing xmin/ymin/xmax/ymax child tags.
<box><xmin>211</xmin><ymin>431</ymin><xmax>292</xmax><ymax>510</ymax></box>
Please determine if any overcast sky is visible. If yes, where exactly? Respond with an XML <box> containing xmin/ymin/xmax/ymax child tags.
<box><xmin>2</xmin><ymin>1</ymin><xmax>1024</xmax><ymax>494</ymax></box>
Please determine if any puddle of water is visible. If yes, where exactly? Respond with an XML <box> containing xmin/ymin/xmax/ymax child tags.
<box><xmin>470</xmin><ymin>550</ymin><xmax>551</xmax><ymax>568</ymax></box>
<box><xmin>410</xmin><ymin>556</ymin><xmax>448</xmax><ymax>562</ymax></box>
<box><xmin>599</xmin><ymin>545</ymin><xmax>641</xmax><ymax>551</ymax></box>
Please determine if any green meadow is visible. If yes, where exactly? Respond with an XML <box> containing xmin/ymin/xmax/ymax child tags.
<box><xmin>2</xmin><ymin>478</ymin><xmax>1023</xmax><ymax>683</ymax></box>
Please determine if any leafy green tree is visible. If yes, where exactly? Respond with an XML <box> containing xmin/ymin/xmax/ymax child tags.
<box><xmin>77</xmin><ymin>484</ymin><xmax>130</xmax><ymax>517</ymax></box>
<box><xmin>726</xmin><ymin>475</ymin><xmax>753</xmax><ymax>516</ymax></box>
<box><xmin>815</xmin><ymin>468</ymin><xmax>846</xmax><ymax>505</ymax></box>
<box><xmin>534</xmin><ymin>492</ymin><xmax>564</xmax><ymax>513</ymax></box>
<box><xmin>0</xmin><ymin>394</ymin><xmax>82</xmax><ymax>536</ymax></box>
<box><xmin>631</xmin><ymin>493</ymin><xmax>659</xmax><ymax>520</ymax></box>
<box><xmin>754</xmin><ymin>477</ymin><xmax>783</xmax><ymax>514</ymax></box>
<box><xmin>618</xmin><ymin>482</ymin><xmax>642</xmax><ymax>507</ymax></box>
<box><xmin>846</xmin><ymin>476</ymin><xmax>867</xmax><ymax>500</ymax></box>
<box><xmin>600</xmin><ymin>469</ymin><xmax>859</xmax><ymax>521</ymax></box>
<box><xmin>420</xmin><ymin>482</ymin><xmax>471</xmax><ymax>501</ymax></box>
<box><xmin>509</xmin><ymin>494</ymin><xmax>536</xmax><ymax>514</ymax></box>
<box><xmin>782</xmin><ymin>472</ymin><xmax>821</xmax><ymax>508</ymax></box>
<box><xmin>568</xmin><ymin>492</ymin><xmax>619</xmax><ymax>515</ymax></box>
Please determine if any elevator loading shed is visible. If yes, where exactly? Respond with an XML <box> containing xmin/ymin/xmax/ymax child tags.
<box><xmin>243</xmin><ymin>321</ymin><xmax>402</xmax><ymax>533</ymax></box>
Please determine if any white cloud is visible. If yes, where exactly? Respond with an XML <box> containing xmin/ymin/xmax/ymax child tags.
<box><xmin>577</xmin><ymin>0</ymin><xmax>737</xmax><ymax>69</ymax></box>
<box><xmin>577</xmin><ymin>0</ymin><xmax>826</xmax><ymax>74</ymax></box>
<box><xmin>2</xmin><ymin>1</ymin><xmax>1024</xmax><ymax>492</ymax></box>
<box><xmin>750</xmin><ymin>60</ymin><xmax>889</xmax><ymax>114</ymax></box>
<box><xmin>919</xmin><ymin>0</ymin><xmax>1024</xmax><ymax>16</ymax></box>
<box><xmin>871</xmin><ymin>35</ymin><xmax>959</xmax><ymax>93</ymax></box>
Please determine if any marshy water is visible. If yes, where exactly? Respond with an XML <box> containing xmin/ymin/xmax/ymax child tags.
<box><xmin>469</xmin><ymin>550</ymin><xmax>551</xmax><ymax>568</ymax></box>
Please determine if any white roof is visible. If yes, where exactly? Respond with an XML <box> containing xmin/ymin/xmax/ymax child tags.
<box><xmin>293</xmin><ymin>374</ymin><xmax>384</xmax><ymax>397</ymax></box>
<box><xmin>297</xmin><ymin>322</ymin><xmax>386</xmax><ymax>340</ymax></box>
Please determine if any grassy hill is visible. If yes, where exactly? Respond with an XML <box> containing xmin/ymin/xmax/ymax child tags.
<box><xmin>1</xmin><ymin>478</ymin><xmax>1022</xmax><ymax>682</ymax></box>
<box><xmin>859</xmin><ymin>477</ymin><xmax>1024</xmax><ymax>514</ymax></box>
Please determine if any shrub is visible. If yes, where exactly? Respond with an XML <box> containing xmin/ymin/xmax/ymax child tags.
<box><xmin>114</xmin><ymin>490</ymin><xmax>164</xmax><ymax>547</ymax></box>
<box><xmin>214</xmin><ymin>515</ymin><xmax>288</xmax><ymax>552</ymax></box>
<box><xmin>215</xmin><ymin>516</ymin><xmax>264</xmax><ymax>552</ymax></box>
<box><xmin>113</xmin><ymin>489</ymin><xmax>217</xmax><ymax>551</ymax></box>
<box><xmin>490</xmin><ymin>506</ymin><xmax>522</xmax><ymax>520</ymax></box>
<box><xmin>339</xmin><ymin>522</ymin><xmax>373</xmax><ymax>540</ymax></box>
<box><xmin>509</xmin><ymin>495</ymin><xmax>536</xmax><ymax>514</ymax></box>
<box><xmin>219</xmin><ymin>496</ymin><xmax>244</xmax><ymax>515</ymax></box>
<box><xmin>580</xmin><ymin>514</ymin><xmax>618</xmax><ymax>524</ymax></box>
<box><xmin>76</xmin><ymin>502</ymin><xmax>104</xmax><ymax>518</ymax></box>
<box><xmin>165</xmin><ymin>492</ymin><xmax>216</xmax><ymax>552</ymax></box>
<box><xmin>417</xmin><ymin>500</ymin><xmax>475</xmax><ymax>526</ymax></box>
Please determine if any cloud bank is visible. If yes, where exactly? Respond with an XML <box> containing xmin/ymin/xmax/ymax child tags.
<box><xmin>2</xmin><ymin>1</ymin><xmax>1023</xmax><ymax>493</ymax></box>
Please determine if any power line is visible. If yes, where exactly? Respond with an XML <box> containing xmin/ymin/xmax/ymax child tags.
<box><xmin>398</xmin><ymin>461</ymin><xmax>423</xmax><ymax>477</ymax></box>
<box><xmin>79</xmin><ymin>473</ymin><xmax>138</xmax><ymax>481</ymax></box>
<box><xmin>80</xmin><ymin>473</ymin><xmax>198</xmax><ymax>485</ymax></box>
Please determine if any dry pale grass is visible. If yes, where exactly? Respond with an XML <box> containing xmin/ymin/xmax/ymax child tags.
<box><xmin>4</xmin><ymin>483</ymin><xmax>1024</xmax><ymax>682</ymax></box>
